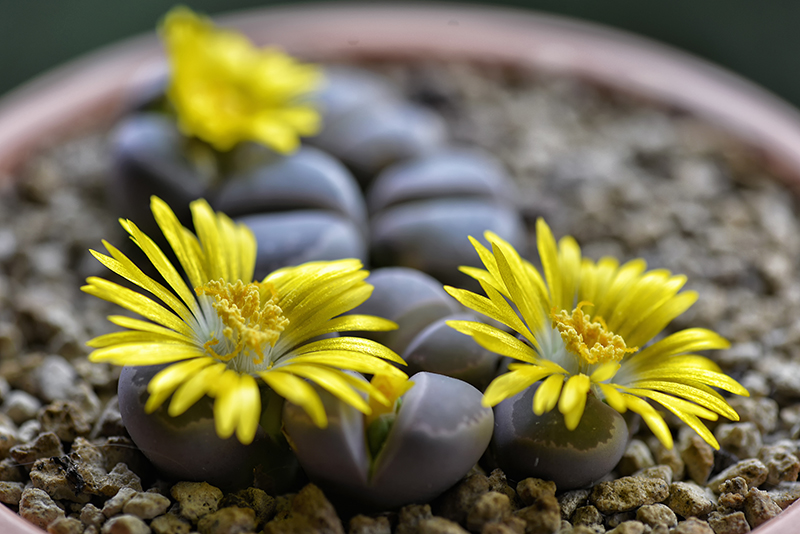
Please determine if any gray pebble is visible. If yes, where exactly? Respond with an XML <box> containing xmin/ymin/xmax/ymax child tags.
<box><xmin>99</xmin><ymin>463</ymin><xmax>142</xmax><ymax>497</ymax></box>
<box><xmin>104</xmin><ymin>487</ymin><xmax>138</xmax><ymax>517</ymax></box>
<box><xmin>30</xmin><ymin>456</ymin><xmax>91</xmax><ymax>502</ymax></box>
<box><xmin>648</xmin><ymin>438</ymin><xmax>685</xmax><ymax>482</ymax></box>
<box><xmin>35</xmin><ymin>354</ymin><xmax>80</xmax><ymax>402</ymax></box>
<box><xmin>616</xmin><ymin>440</ymin><xmax>655</xmax><ymax>477</ymax></box>
<box><xmin>589</xmin><ymin>476</ymin><xmax>669</xmax><ymax>514</ymax></box>
<box><xmin>743</xmin><ymin>488</ymin><xmax>781</xmax><ymax>529</ymax></box>
<box><xmin>81</xmin><ymin>502</ymin><xmax>105</xmax><ymax>529</ymax></box>
<box><xmin>707</xmin><ymin>460</ymin><xmax>769</xmax><ymax>494</ymax></box>
<box><xmin>767</xmin><ymin>481</ymin><xmax>800</xmax><ymax>509</ymax></box>
<box><xmin>1</xmin><ymin>389</ymin><xmax>42</xmax><ymax>425</ymax></box>
<box><xmin>706</xmin><ymin>511</ymin><xmax>751</xmax><ymax>534</ymax></box>
<box><xmin>727</xmin><ymin>397</ymin><xmax>779</xmax><ymax>435</ymax></box>
<box><xmin>37</xmin><ymin>399</ymin><xmax>92</xmax><ymax>441</ymax></box>
<box><xmin>123</xmin><ymin>491</ymin><xmax>171</xmax><ymax>520</ymax></box>
<box><xmin>757</xmin><ymin>444</ymin><xmax>800</xmax><ymax>486</ymax></box>
<box><xmin>170</xmin><ymin>481</ymin><xmax>223</xmax><ymax>523</ymax></box>
<box><xmin>636</xmin><ymin>503</ymin><xmax>677</xmax><ymax>528</ymax></box>
<box><xmin>17</xmin><ymin>419</ymin><xmax>42</xmax><ymax>442</ymax></box>
<box><xmin>101</xmin><ymin>514</ymin><xmax>151</xmax><ymax>534</ymax></box>
<box><xmin>19</xmin><ymin>486</ymin><xmax>65</xmax><ymax>529</ymax></box>
<box><xmin>714</xmin><ymin>423</ymin><xmax>762</xmax><ymax>460</ymax></box>
<box><xmin>666</xmin><ymin>482</ymin><xmax>715</xmax><ymax>519</ymax></box>
<box><xmin>558</xmin><ymin>489</ymin><xmax>591</xmax><ymax>520</ymax></box>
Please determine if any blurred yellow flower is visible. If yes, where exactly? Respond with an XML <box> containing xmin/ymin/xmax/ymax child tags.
<box><xmin>83</xmin><ymin>196</ymin><xmax>404</xmax><ymax>444</ymax></box>
<box><xmin>160</xmin><ymin>6</ymin><xmax>322</xmax><ymax>153</ymax></box>
<box><xmin>445</xmin><ymin>219</ymin><xmax>749</xmax><ymax>449</ymax></box>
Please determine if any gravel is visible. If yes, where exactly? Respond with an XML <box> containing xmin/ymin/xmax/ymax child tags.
<box><xmin>2</xmin><ymin>60</ymin><xmax>800</xmax><ymax>532</ymax></box>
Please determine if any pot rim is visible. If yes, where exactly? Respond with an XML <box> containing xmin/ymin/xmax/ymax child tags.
<box><xmin>0</xmin><ymin>3</ymin><xmax>797</xmax><ymax>533</ymax></box>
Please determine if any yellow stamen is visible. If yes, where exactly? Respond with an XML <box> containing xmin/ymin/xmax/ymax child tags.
<box><xmin>551</xmin><ymin>301</ymin><xmax>637</xmax><ymax>365</ymax></box>
<box><xmin>365</xmin><ymin>374</ymin><xmax>413</xmax><ymax>427</ymax></box>
<box><xmin>196</xmin><ymin>280</ymin><xmax>289</xmax><ymax>364</ymax></box>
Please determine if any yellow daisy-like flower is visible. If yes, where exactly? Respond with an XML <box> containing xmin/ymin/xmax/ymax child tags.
<box><xmin>82</xmin><ymin>196</ymin><xmax>405</xmax><ymax>445</ymax></box>
<box><xmin>160</xmin><ymin>6</ymin><xmax>322</xmax><ymax>153</ymax></box>
<box><xmin>445</xmin><ymin>219</ymin><xmax>749</xmax><ymax>449</ymax></box>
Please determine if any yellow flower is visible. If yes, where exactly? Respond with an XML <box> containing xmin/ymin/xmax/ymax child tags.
<box><xmin>160</xmin><ymin>6</ymin><xmax>322</xmax><ymax>153</ymax></box>
<box><xmin>445</xmin><ymin>219</ymin><xmax>749</xmax><ymax>449</ymax></box>
<box><xmin>83</xmin><ymin>196</ymin><xmax>405</xmax><ymax>445</ymax></box>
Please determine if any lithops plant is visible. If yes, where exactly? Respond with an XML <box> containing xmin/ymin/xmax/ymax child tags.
<box><xmin>283</xmin><ymin>371</ymin><xmax>494</xmax><ymax>509</ymax></box>
<box><xmin>445</xmin><ymin>219</ymin><xmax>748</xmax><ymax>489</ymax></box>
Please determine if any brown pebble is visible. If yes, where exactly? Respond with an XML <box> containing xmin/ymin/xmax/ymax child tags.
<box><xmin>0</xmin><ymin>480</ymin><xmax>23</xmax><ymax>504</ymax></box>
<box><xmin>558</xmin><ymin>489</ymin><xmax>590</xmax><ymax>519</ymax></box>
<box><xmin>47</xmin><ymin>516</ymin><xmax>84</xmax><ymax>534</ymax></box>
<box><xmin>481</xmin><ymin>516</ymin><xmax>526</xmax><ymax>534</ymax></box>
<box><xmin>487</xmin><ymin>469</ymin><xmax>519</xmax><ymax>508</ymax></box>
<box><xmin>767</xmin><ymin>481</ymin><xmax>800</xmax><ymax>509</ymax></box>
<box><xmin>635</xmin><ymin>504</ymin><xmax>677</xmax><ymax>528</ymax></box>
<box><xmin>288</xmin><ymin>483</ymin><xmax>344</xmax><ymax>534</ymax></box>
<box><xmin>571</xmin><ymin>505</ymin><xmax>602</xmax><ymax>527</ymax></box>
<box><xmin>349</xmin><ymin>515</ymin><xmax>391</xmax><ymax>534</ymax></box>
<box><xmin>37</xmin><ymin>400</ymin><xmax>92</xmax><ymax>441</ymax></box>
<box><xmin>632</xmin><ymin>465</ymin><xmax>673</xmax><ymax>485</ymax></box>
<box><xmin>671</xmin><ymin>517</ymin><xmax>713</xmax><ymax>534</ymax></box>
<box><xmin>30</xmin><ymin>456</ymin><xmax>91</xmax><ymax>502</ymax></box>
<box><xmin>171</xmin><ymin>481</ymin><xmax>223</xmax><ymax>523</ymax></box>
<box><xmin>681</xmin><ymin>435</ymin><xmax>715</xmax><ymax>485</ymax></box>
<box><xmin>617</xmin><ymin>439</ymin><xmax>655</xmax><ymax>476</ymax></box>
<box><xmin>707</xmin><ymin>460</ymin><xmax>769</xmax><ymax>494</ymax></box>
<box><xmin>99</xmin><ymin>462</ymin><xmax>143</xmax><ymax>497</ymax></box>
<box><xmin>80</xmin><ymin>503</ymin><xmax>105</xmax><ymax>529</ymax></box>
<box><xmin>418</xmin><ymin>517</ymin><xmax>470</xmax><ymax>534</ymax></box>
<box><xmin>666</xmin><ymin>482</ymin><xmax>715</xmax><ymax>518</ymax></box>
<box><xmin>706</xmin><ymin>511</ymin><xmax>751</xmax><ymax>534</ymax></box>
<box><xmin>103</xmin><ymin>487</ymin><xmax>138</xmax><ymax>518</ymax></box>
<box><xmin>589</xmin><ymin>476</ymin><xmax>669</xmax><ymax>514</ymax></box>
<box><xmin>438</xmin><ymin>473</ymin><xmax>490</xmax><ymax>524</ymax></box>
<box><xmin>514</xmin><ymin>495</ymin><xmax>561</xmax><ymax>534</ymax></box>
<box><xmin>649</xmin><ymin>437</ymin><xmax>685</xmax><ymax>481</ymax></box>
<box><xmin>101</xmin><ymin>514</ymin><xmax>150</xmax><ymax>534</ymax></box>
<box><xmin>9</xmin><ymin>431</ymin><xmax>64</xmax><ymax>468</ymax></box>
<box><xmin>396</xmin><ymin>504</ymin><xmax>433</xmax><ymax>534</ymax></box>
<box><xmin>743</xmin><ymin>488</ymin><xmax>781</xmax><ymax>529</ymax></box>
<box><xmin>515</xmin><ymin>477</ymin><xmax>556</xmax><ymax>506</ymax></box>
<box><xmin>19</xmin><ymin>487</ymin><xmax>65</xmax><ymax>529</ymax></box>
<box><xmin>150</xmin><ymin>513</ymin><xmax>192</xmax><ymax>534</ymax></box>
<box><xmin>607</xmin><ymin>521</ymin><xmax>646</xmax><ymax>534</ymax></box>
<box><xmin>197</xmin><ymin>505</ymin><xmax>256</xmax><ymax>534</ymax></box>
<box><xmin>466</xmin><ymin>491</ymin><xmax>512</xmax><ymax>532</ymax></box>
<box><xmin>219</xmin><ymin>486</ymin><xmax>276</xmax><ymax>527</ymax></box>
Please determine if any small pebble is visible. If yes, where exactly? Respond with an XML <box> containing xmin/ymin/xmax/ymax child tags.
<box><xmin>666</xmin><ymin>482</ymin><xmax>716</xmax><ymax>519</ymax></box>
<box><xmin>558</xmin><ymin>489</ymin><xmax>591</xmax><ymax>520</ymax></box>
<box><xmin>0</xmin><ymin>480</ymin><xmax>23</xmax><ymax>504</ymax></box>
<box><xmin>10</xmin><ymin>431</ymin><xmax>64</xmax><ymax>467</ymax></box>
<box><xmin>19</xmin><ymin>487</ymin><xmax>65</xmax><ymax>529</ymax></box>
<box><xmin>123</xmin><ymin>491</ymin><xmax>171</xmax><ymax>520</ymax></box>
<box><xmin>757</xmin><ymin>444</ymin><xmax>800</xmax><ymax>486</ymax></box>
<box><xmin>607</xmin><ymin>521</ymin><xmax>645</xmax><ymax>534</ymax></box>
<box><xmin>80</xmin><ymin>503</ymin><xmax>105</xmax><ymax>529</ymax></box>
<box><xmin>680</xmin><ymin>435</ymin><xmax>715</xmax><ymax>485</ymax></box>
<box><xmin>101</xmin><ymin>514</ymin><xmax>151</xmax><ymax>534</ymax></box>
<box><xmin>617</xmin><ymin>440</ymin><xmax>655</xmax><ymax>476</ymax></box>
<box><xmin>395</xmin><ymin>504</ymin><xmax>433</xmax><ymax>534</ymax></box>
<box><xmin>767</xmin><ymin>481</ymin><xmax>800</xmax><ymax>509</ymax></box>
<box><xmin>47</xmin><ymin>516</ymin><xmax>85</xmax><ymax>534</ymax></box>
<box><xmin>571</xmin><ymin>505</ymin><xmax>603</xmax><ymax>527</ymax></box>
<box><xmin>728</xmin><ymin>398</ymin><xmax>779</xmax><ymax>435</ymax></box>
<box><xmin>589</xmin><ymin>476</ymin><xmax>669</xmax><ymax>514</ymax></box>
<box><xmin>1</xmin><ymin>389</ymin><xmax>42</xmax><ymax>425</ymax></box>
<box><xmin>516</xmin><ymin>477</ymin><xmax>557</xmax><ymax>505</ymax></box>
<box><xmin>632</xmin><ymin>465</ymin><xmax>673</xmax><ymax>485</ymax></box>
<box><xmin>150</xmin><ymin>513</ymin><xmax>192</xmax><ymax>534</ymax></box>
<box><xmin>103</xmin><ymin>487</ymin><xmax>138</xmax><ymax>517</ymax></box>
<box><xmin>714</xmin><ymin>423</ymin><xmax>762</xmax><ymax>460</ymax></box>
<box><xmin>196</xmin><ymin>506</ymin><xmax>256</xmax><ymax>534</ymax></box>
<box><xmin>170</xmin><ymin>481</ymin><xmax>223</xmax><ymax>523</ymax></box>
<box><xmin>671</xmin><ymin>517</ymin><xmax>714</xmax><ymax>534</ymax></box>
<box><xmin>514</xmin><ymin>495</ymin><xmax>561</xmax><ymax>534</ymax></box>
<box><xmin>706</xmin><ymin>511</ymin><xmax>750</xmax><ymax>534</ymax></box>
<box><xmin>707</xmin><ymin>460</ymin><xmax>769</xmax><ymax>494</ymax></box>
<box><xmin>636</xmin><ymin>504</ymin><xmax>677</xmax><ymax>529</ymax></box>
<box><xmin>743</xmin><ymin>488</ymin><xmax>782</xmax><ymax>529</ymax></box>
<box><xmin>349</xmin><ymin>515</ymin><xmax>391</xmax><ymax>534</ymax></box>
<box><xmin>418</xmin><ymin>517</ymin><xmax>469</xmax><ymax>534</ymax></box>
<box><xmin>465</xmin><ymin>491</ymin><xmax>511</xmax><ymax>532</ymax></box>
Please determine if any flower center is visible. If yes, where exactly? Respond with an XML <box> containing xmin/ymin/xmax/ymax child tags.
<box><xmin>551</xmin><ymin>301</ymin><xmax>637</xmax><ymax>365</ymax></box>
<box><xmin>196</xmin><ymin>279</ymin><xmax>289</xmax><ymax>366</ymax></box>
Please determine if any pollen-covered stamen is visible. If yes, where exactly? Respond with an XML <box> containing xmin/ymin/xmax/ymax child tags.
<box><xmin>551</xmin><ymin>301</ymin><xmax>637</xmax><ymax>365</ymax></box>
<box><xmin>196</xmin><ymin>279</ymin><xmax>289</xmax><ymax>365</ymax></box>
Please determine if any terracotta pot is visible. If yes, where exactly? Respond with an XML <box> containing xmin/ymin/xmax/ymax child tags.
<box><xmin>0</xmin><ymin>3</ymin><xmax>798</xmax><ymax>533</ymax></box>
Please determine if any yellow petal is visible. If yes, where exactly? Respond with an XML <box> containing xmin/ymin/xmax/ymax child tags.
<box><xmin>482</xmin><ymin>366</ymin><xmax>556</xmax><ymax>407</ymax></box>
<box><xmin>533</xmin><ymin>374</ymin><xmax>564</xmax><ymax>415</ymax></box>
<box><xmin>260</xmin><ymin>370</ymin><xmax>327</xmax><ymax>427</ymax></box>
<box><xmin>558</xmin><ymin>374</ymin><xmax>591</xmax><ymax>416</ymax></box>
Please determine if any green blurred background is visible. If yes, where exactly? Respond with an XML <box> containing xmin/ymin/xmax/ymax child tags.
<box><xmin>1</xmin><ymin>0</ymin><xmax>799</xmax><ymax>108</ymax></box>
